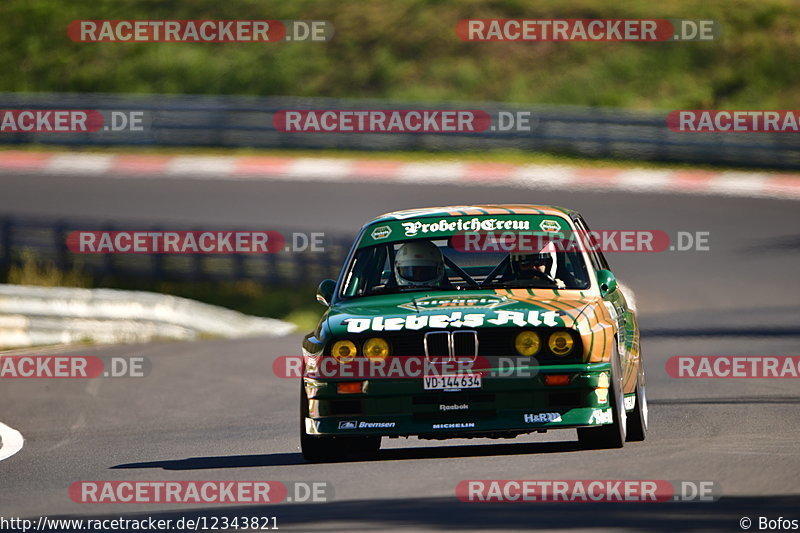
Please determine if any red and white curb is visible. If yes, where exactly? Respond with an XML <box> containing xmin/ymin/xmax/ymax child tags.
<box><xmin>1</xmin><ymin>151</ymin><xmax>799</xmax><ymax>200</ymax></box>
<box><xmin>0</xmin><ymin>421</ymin><xmax>24</xmax><ymax>462</ymax></box>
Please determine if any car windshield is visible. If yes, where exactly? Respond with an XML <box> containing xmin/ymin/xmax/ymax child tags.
<box><xmin>340</xmin><ymin>236</ymin><xmax>591</xmax><ymax>299</ymax></box>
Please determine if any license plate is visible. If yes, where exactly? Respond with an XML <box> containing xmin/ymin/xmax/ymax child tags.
<box><xmin>423</xmin><ymin>374</ymin><xmax>482</xmax><ymax>390</ymax></box>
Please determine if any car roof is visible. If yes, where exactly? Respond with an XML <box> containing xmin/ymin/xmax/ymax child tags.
<box><xmin>365</xmin><ymin>205</ymin><xmax>578</xmax><ymax>226</ymax></box>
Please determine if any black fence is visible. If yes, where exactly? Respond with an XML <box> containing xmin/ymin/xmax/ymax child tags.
<box><xmin>0</xmin><ymin>216</ymin><xmax>354</xmax><ymax>286</ymax></box>
<box><xmin>1</xmin><ymin>92</ymin><xmax>798</xmax><ymax>169</ymax></box>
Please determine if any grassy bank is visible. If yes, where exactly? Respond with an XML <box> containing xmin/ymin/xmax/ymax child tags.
<box><xmin>2</xmin><ymin>0</ymin><xmax>798</xmax><ymax>109</ymax></box>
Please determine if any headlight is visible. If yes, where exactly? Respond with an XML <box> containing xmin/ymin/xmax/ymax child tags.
<box><xmin>548</xmin><ymin>331</ymin><xmax>574</xmax><ymax>356</ymax></box>
<box><xmin>363</xmin><ymin>337</ymin><xmax>390</xmax><ymax>362</ymax></box>
<box><xmin>331</xmin><ymin>340</ymin><xmax>358</xmax><ymax>363</ymax></box>
<box><xmin>514</xmin><ymin>330</ymin><xmax>541</xmax><ymax>356</ymax></box>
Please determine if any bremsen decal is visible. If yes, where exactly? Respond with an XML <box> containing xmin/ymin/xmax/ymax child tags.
<box><xmin>344</xmin><ymin>310</ymin><xmax>561</xmax><ymax>333</ymax></box>
<box><xmin>358</xmin><ymin>421</ymin><xmax>396</xmax><ymax>428</ymax></box>
<box><xmin>339</xmin><ymin>420</ymin><xmax>396</xmax><ymax>429</ymax></box>
<box><xmin>402</xmin><ymin>218</ymin><xmax>530</xmax><ymax>237</ymax></box>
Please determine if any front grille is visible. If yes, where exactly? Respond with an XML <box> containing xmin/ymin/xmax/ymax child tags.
<box><xmin>424</xmin><ymin>331</ymin><xmax>450</xmax><ymax>358</ymax></box>
<box><xmin>412</xmin><ymin>392</ymin><xmax>495</xmax><ymax>404</ymax></box>
<box><xmin>328</xmin><ymin>400</ymin><xmax>362</xmax><ymax>415</ymax></box>
<box><xmin>413</xmin><ymin>410</ymin><xmax>497</xmax><ymax>422</ymax></box>
<box><xmin>452</xmin><ymin>330</ymin><xmax>478</xmax><ymax>358</ymax></box>
<box><xmin>548</xmin><ymin>391</ymin><xmax>583</xmax><ymax>407</ymax></box>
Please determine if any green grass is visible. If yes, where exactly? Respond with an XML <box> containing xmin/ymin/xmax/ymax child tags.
<box><xmin>1</xmin><ymin>0</ymin><xmax>798</xmax><ymax>109</ymax></box>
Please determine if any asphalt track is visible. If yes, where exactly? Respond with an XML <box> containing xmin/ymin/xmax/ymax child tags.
<box><xmin>0</xmin><ymin>169</ymin><xmax>799</xmax><ymax>532</ymax></box>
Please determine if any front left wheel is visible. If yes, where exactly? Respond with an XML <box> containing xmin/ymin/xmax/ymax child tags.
<box><xmin>577</xmin><ymin>345</ymin><xmax>627</xmax><ymax>449</ymax></box>
<box><xmin>626</xmin><ymin>360</ymin><xmax>648</xmax><ymax>442</ymax></box>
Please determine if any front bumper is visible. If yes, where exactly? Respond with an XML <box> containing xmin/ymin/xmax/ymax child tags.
<box><xmin>303</xmin><ymin>362</ymin><xmax>614</xmax><ymax>437</ymax></box>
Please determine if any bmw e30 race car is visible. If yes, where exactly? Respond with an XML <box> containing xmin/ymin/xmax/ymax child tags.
<box><xmin>300</xmin><ymin>205</ymin><xmax>647</xmax><ymax>462</ymax></box>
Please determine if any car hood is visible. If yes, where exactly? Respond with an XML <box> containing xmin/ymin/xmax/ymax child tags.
<box><xmin>326</xmin><ymin>289</ymin><xmax>601</xmax><ymax>336</ymax></box>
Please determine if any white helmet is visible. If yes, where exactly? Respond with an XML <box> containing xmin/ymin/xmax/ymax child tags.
<box><xmin>395</xmin><ymin>240</ymin><xmax>445</xmax><ymax>287</ymax></box>
<box><xmin>509</xmin><ymin>241</ymin><xmax>558</xmax><ymax>280</ymax></box>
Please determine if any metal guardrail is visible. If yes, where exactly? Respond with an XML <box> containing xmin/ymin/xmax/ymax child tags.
<box><xmin>0</xmin><ymin>92</ymin><xmax>798</xmax><ymax>169</ymax></box>
<box><xmin>0</xmin><ymin>216</ymin><xmax>354</xmax><ymax>287</ymax></box>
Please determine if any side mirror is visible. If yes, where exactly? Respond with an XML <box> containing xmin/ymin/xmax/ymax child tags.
<box><xmin>316</xmin><ymin>279</ymin><xmax>336</xmax><ymax>307</ymax></box>
<box><xmin>596</xmin><ymin>269</ymin><xmax>618</xmax><ymax>297</ymax></box>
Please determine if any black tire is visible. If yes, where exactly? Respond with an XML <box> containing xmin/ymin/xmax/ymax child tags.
<box><xmin>299</xmin><ymin>382</ymin><xmax>381</xmax><ymax>463</ymax></box>
<box><xmin>626</xmin><ymin>360</ymin><xmax>648</xmax><ymax>442</ymax></box>
<box><xmin>577</xmin><ymin>344</ymin><xmax>626</xmax><ymax>449</ymax></box>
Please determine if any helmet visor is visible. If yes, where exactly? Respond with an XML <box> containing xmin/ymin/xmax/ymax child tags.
<box><xmin>397</xmin><ymin>265</ymin><xmax>439</xmax><ymax>282</ymax></box>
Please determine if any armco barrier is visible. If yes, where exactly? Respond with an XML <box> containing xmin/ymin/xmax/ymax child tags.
<box><xmin>0</xmin><ymin>216</ymin><xmax>354</xmax><ymax>287</ymax></box>
<box><xmin>0</xmin><ymin>92</ymin><xmax>798</xmax><ymax>169</ymax></box>
<box><xmin>0</xmin><ymin>284</ymin><xmax>295</xmax><ymax>348</ymax></box>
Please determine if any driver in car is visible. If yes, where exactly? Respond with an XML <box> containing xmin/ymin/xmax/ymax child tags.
<box><xmin>508</xmin><ymin>250</ymin><xmax>566</xmax><ymax>289</ymax></box>
<box><xmin>394</xmin><ymin>240</ymin><xmax>452</xmax><ymax>289</ymax></box>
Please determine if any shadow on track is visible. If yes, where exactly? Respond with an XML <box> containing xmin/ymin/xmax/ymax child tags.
<box><xmin>111</xmin><ymin>440</ymin><xmax>582</xmax><ymax>470</ymax></box>
<box><xmin>650</xmin><ymin>395</ymin><xmax>800</xmax><ymax>405</ymax></box>
<box><xmin>29</xmin><ymin>495</ymin><xmax>800</xmax><ymax>532</ymax></box>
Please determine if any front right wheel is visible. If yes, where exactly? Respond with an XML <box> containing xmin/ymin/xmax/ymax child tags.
<box><xmin>299</xmin><ymin>382</ymin><xmax>381</xmax><ymax>462</ymax></box>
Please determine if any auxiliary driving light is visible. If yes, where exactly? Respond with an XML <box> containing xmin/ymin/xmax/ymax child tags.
<box><xmin>331</xmin><ymin>340</ymin><xmax>358</xmax><ymax>363</ymax></box>
<box><xmin>544</xmin><ymin>374</ymin><xmax>571</xmax><ymax>386</ymax></box>
<box><xmin>515</xmin><ymin>330</ymin><xmax>541</xmax><ymax>356</ymax></box>
<box><xmin>337</xmin><ymin>382</ymin><xmax>363</xmax><ymax>394</ymax></box>
<box><xmin>548</xmin><ymin>331</ymin><xmax>574</xmax><ymax>356</ymax></box>
<box><xmin>363</xmin><ymin>337</ymin><xmax>390</xmax><ymax>362</ymax></box>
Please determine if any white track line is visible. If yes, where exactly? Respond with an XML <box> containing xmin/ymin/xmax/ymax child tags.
<box><xmin>0</xmin><ymin>421</ymin><xmax>24</xmax><ymax>462</ymax></box>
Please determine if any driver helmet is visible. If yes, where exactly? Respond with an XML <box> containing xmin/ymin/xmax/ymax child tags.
<box><xmin>395</xmin><ymin>240</ymin><xmax>445</xmax><ymax>287</ymax></box>
<box><xmin>510</xmin><ymin>242</ymin><xmax>557</xmax><ymax>279</ymax></box>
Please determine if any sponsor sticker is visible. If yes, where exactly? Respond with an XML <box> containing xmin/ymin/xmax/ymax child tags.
<box><xmin>524</xmin><ymin>412</ymin><xmax>562</xmax><ymax>423</ymax></box>
<box><xmin>344</xmin><ymin>310</ymin><xmax>560</xmax><ymax>333</ymax></box>
<box><xmin>370</xmin><ymin>226</ymin><xmax>392</xmax><ymax>240</ymax></box>
<box><xmin>539</xmin><ymin>220</ymin><xmax>562</xmax><ymax>233</ymax></box>
<box><xmin>589</xmin><ymin>408</ymin><xmax>613</xmax><ymax>424</ymax></box>
<box><xmin>440</xmin><ymin>404</ymin><xmax>469</xmax><ymax>411</ymax></box>
<box><xmin>397</xmin><ymin>294</ymin><xmax>511</xmax><ymax>311</ymax></box>
<box><xmin>401</xmin><ymin>218</ymin><xmax>531</xmax><ymax>237</ymax></box>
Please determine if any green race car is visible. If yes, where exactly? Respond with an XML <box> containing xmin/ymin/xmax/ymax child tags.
<box><xmin>300</xmin><ymin>205</ymin><xmax>647</xmax><ymax>462</ymax></box>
